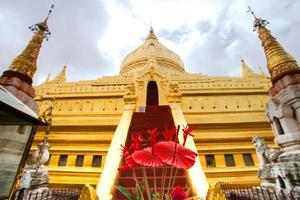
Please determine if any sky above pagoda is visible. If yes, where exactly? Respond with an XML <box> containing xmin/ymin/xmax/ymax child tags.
<box><xmin>0</xmin><ymin>0</ymin><xmax>300</xmax><ymax>84</ymax></box>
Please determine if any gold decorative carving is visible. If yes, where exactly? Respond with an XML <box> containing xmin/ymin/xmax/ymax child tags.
<box><xmin>205</xmin><ymin>183</ymin><xmax>226</xmax><ymax>200</ymax></box>
<box><xmin>182</xmin><ymin>95</ymin><xmax>267</xmax><ymax>112</ymax></box>
<box><xmin>125</xmin><ymin>84</ymin><xmax>135</xmax><ymax>96</ymax></box>
<box><xmin>169</xmin><ymin>82</ymin><xmax>180</xmax><ymax>94</ymax></box>
<box><xmin>82</xmin><ymin>101</ymin><xmax>93</xmax><ymax>112</ymax></box>
<box><xmin>39</xmin><ymin>99</ymin><xmax>124</xmax><ymax>113</ymax></box>
<box><xmin>79</xmin><ymin>184</ymin><xmax>99</xmax><ymax>200</ymax></box>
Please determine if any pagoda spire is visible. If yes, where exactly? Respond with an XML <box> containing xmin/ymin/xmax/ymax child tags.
<box><xmin>241</xmin><ymin>58</ymin><xmax>256</xmax><ymax>77</ymax></box>
<box><xmin>45</xmin><ymin>73</ymin><xmax>51</xmax><ymax>81</ymax></box>
<box><xmin>0</xmin><ymin>4</ymin><xmax>54</xmax><ymax>113</ymax></box>
<box><xmin>146</xmin><ymin>26</ymin><xmax>158</xmax><ymax>40</ymax></box>
<box><xmin>52</xmin><ymin>64</ymin><xmax>67</xmax><ymax>82</ymax></box>
<box><xmin>258</xmin><ymin>67</ymin><xmax>266</xmax><ymax>76</ymax></box>
<box><xmin>5</xmin><ymin>4</ymin><xmax>54</xmax><ymax>84</ymax></box>
<box><xmin>248</xmin><ymin>7</ymin><xmax>300</xmax><ymax>83</ymax></box>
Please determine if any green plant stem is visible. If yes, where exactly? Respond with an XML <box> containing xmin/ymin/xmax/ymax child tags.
<box><xmin>132</xmin><ymin>168</ymin><xmax>143</xmax><ymax>199</ymax></box>
<box><xmin>170</xmin><ymin>168</ymin><xmax>179</xmax><ymax>188</ymax></box>
<box><xmin>160</xmin><ymin>167</ymin><xmax>167</xmax><ymax>200</ymax></box>
<box><xmin>142</xmin><ymin>167</ymin><xmax>151</xmax><ymax>200</ymax></box>
<box><xmin>153</xmin><ymin>167</ymin><xmax>157</xmax><ymax>199</ymax></box>
<box><xmin>166</xmin><ymin>167</ymin><xmax>173</xmax><ymax>196</ymax></box>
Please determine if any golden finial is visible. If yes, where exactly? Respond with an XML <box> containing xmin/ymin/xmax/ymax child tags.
<box><xmin>247</xmin><ymin>6</ymin><xmax>269</xmax><ymax>32</ymax></box>
<box><xmin>7</xmin><ymin>4</ymin><xmax>54</xmax><ymax>81</ymax></box>
<box><xmin>45</xmin><ymin>73</ymin><xmax>51</xmax><ymax>81</ymax></box>
<box><xmin>52</xmin><ymin>64</ymin><xmax>67</xmax><ymax>82</ymax></box>
<box><xmin>248</xmin><ymin>7</ymin><xmax>300</xmax><ymax>83</ymax></box>
<box><xmin>240</xmin><ymin>58</ymin><xmax>256</xmax><ymax>77</ymax></box>
<box><xmin>146</xmin><ymin>25</ymin><xmax>157</xmax><ymax>40</ymax></box>
<box><xmin>246</xmin><ymin>6</ymin><xmax>257</xmax><ymax>19</ymax></box>
<box><xmin>258</xmin><ymin>67</ymin><xmax>266</xmax><ymax>76</ymax></box>
<box><xmin>29</xmin><ymin>4</ymin><xmax>54</xmax><ymax>41</ymax></box>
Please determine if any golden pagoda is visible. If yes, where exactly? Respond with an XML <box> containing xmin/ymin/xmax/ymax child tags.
<box><xmin>251</xmin><ymin>9</ymin><xmax>300</xmax><ymax>84</ymax></box>
<box><xmin>0</xmin><ymin>5</ymin><xmax>52</xmax><ymax>113</ymax></box>
<box><xmin>30</xmin><ymin>25</ymin><xmax>276</xmax><ymax>199</ymax></box>
<box><xmin>8</xmin><ymin>20</ymin><xmax>47</xmax><ymax>80</ymax></box>
<box><xmin>1</xmin><ymin>2</ymin><xmax>299</xmax><ymax>197</ymax></box>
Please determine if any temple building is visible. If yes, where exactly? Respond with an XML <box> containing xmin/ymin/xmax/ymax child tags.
<box><xmin>32</xmin><ymin>27</ymin><xmax>273</xmax><ymax>197</ymax></box>
<box><xmin>1</xmin><ymin>6</ymin><xmax>300</xmax><ymax>199</ymax></box>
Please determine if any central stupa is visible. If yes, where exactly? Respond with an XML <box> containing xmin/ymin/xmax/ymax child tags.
<box><xmin>120</xmin><ymin>27</ymin><xmax>185</xmax><ymax>75</ymax></box>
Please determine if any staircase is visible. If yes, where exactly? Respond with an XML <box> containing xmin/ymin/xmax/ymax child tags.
<box><xmin>129</xmin><ymin>106</ymin><xmax>175</xmax><ymax>140</ymax></box>
<box><xmin>116</xmin><ymin>106</ymin><xmax>189</xmax><ymax>199</ymax></box>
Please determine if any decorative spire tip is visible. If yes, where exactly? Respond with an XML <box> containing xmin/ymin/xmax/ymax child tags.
<box><xmin>246</xmin><ymin>6</ymin><xmax>257</xmax><ymax>19</ymax></box>
<box><xmin>29</xmin><ymin>4</ymin><xmax>55</xmax><ymax>41</ymax></box>
<box><xmin>146</xmin><ymin>25</ymin><xmax>157</xmax><ymax>40</ymax></box>
<box><xmin>247</xmin><ymin>6</ymin><xmax>269</xmax><ymax>32</ymax></box>
<box><xmin>150</xmin><ymin>26</ymin><xmax>154</xmax><ymax>34</ymax></box>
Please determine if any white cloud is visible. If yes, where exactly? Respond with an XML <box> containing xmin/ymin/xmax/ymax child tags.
<box><xmin>98</xmin><ymin>0</ymin><xmax>229</xmax><ymax>72</ymax></box>
<box><xmin>0</xmin><ymin>0</ymin><xmax>300</xmax><ymax>84</ymax></box>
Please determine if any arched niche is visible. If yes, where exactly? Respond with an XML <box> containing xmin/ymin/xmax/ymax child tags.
<box><xmin>146</xmin><ymin>81</ymin><xmax>159</xmax><ymax>106</ymax></box>
<box><xmin>274</xmin><ymin>117</ymin><xmax>284</xmax><ymax>135</ymax></box>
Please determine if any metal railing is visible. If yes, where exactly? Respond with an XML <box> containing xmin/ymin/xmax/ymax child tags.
<box><xmin>15</xmin><ymin>187</ymin><xmax>81</xmax><ymax>200</ymax></box>
<box><xmin>206</xmin><ymin>182</ymin><xmax>300</xmax><ymax>200</ymax></box>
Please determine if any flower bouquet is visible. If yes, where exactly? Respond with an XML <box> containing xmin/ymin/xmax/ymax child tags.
<box><xmin>116</xmin><ymin>125</ymin><xmax>199</xmax><ymax>200</ymax></box>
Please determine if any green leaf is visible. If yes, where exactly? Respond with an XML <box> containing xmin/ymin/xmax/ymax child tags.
<box><xmin>142</xmin><ymin>173</ymin><xmax>147</xmax><ymax>188</ymax></box>
<box><xmin>115</xmin><ymin>185</ymin><xmax>134</xmax><ymax>200</ymax></box>
<box><xmin>164</xmin><ymin>193</ymin><xmax>171</xmax><ymax>200</ymax></box>
<box><xmin>135</xmin><ymin>183</ymin><xmax>144</xmax><ymax>200</ymax></box>
<box><xmin>150</xmin><ymin>191</ymin><xmax>155</xmax><ymax>200</ymax></box>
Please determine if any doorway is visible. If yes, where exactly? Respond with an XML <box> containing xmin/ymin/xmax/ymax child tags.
<box><xmin>146</xmin><ymin>81</ymin><xmax>159</xmax><ymax>106</ymax></box>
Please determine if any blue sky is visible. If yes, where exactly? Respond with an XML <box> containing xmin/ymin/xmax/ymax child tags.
<box><xmin>0</xmin><ymin>0</ymin><xmax>299</xmax><ymax>84</ymax></box>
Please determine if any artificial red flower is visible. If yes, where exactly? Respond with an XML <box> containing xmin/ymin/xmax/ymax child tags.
<box><xmin>130</xmin><ymin>131</ymin><xmax>142</xmax><ymax>151</ymax></box>
<box><xmin>121</xmin><ymin>144</ymin><xmax>130</xmax><ymax>157</ymax></box>
<box><xmin>171</xmin><ymin>185</ymin><xmax>189</xmax><ymax>200</ymax></box>
<box><xmin>120</xmin><ymin>144</ymin><xmax>139</xmax><ymax>169</ymax></box>
<box><xmin>148</xmin><ymin>128</ymin><xmax>159</xmax><ymax>153</ymax></box>
<box><xmin>182</xmin><ymin>125</ymin><xmax>195</xmax><ymax>146</ymax></box>
<box><xmin>132</xmin><ymin>128</ymin><xmax>164</xmax><ymax>167</ymax></box>
<box><xmin>156</xmin><ymin>125</ymin><xmax>197</xmax><ymax>169</ymax></box>
<box><xmin>132</xmin><ymin>147</ymin><xmax>164</xmax><ymax>167</ymax></box>
<box><xmin>118</xmin><ymin>165</ymin><xmax>130</xmax><ymax>172</ymax></box>
<box><xmin>163</xmin><ymin>125</ymin><xmax>177</xmax><ymax>141</ymax></box>
<box><xmin>155</xmin><ymin>141</ymin><xmax>197</xmax><ymax>169</ymax></box>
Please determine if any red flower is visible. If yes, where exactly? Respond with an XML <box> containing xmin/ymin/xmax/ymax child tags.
<box><xmin>163</xmin><ymin>125</ymin><xmax>177</xmax><ymax>141</ymax></box>
<box><xmin>121</xmin><ymin>144</ymin><xmax>130</xmax><ymax>157</ymax></box>
<box><xmin>182</xmin><ymin>125</ymin><xmax>195</xmax><ymax>146</ymax></box>
<box><xmin>132</xmin><ymin>147</ymin><xmax>164</xmax><ymax>167</ymax></box>
<box><xmin>148</xmin><ymin>128</ymin><xmax>159</xmax><ymax>154</ymax></box>
<box><xmin>171</xmin><ymin>185</ymin><xmax>189</xmax><ymax>200</ymax></box>
<box><xmin>118</xmin><ymin>165</ymin><xmax>130</xmax><ymax>172</ymax></box>
<box><xmin>132</xmin><ymin>128</ymin><xmax>164</xmax><ymax>167</ymax></box>
<box><xmin>118</xmin><ymin>144</ymin><xmax>139</xmax><ymax>171</ymax></box>
<box><xmin>155</xmin><ymin>141</ymin><xmax>197</xmax><ymax>169</ymax></box>
<box><xmin>130</xmin><ymin>131</ymin><xmax>142</xmax><ymax>151</ymax></box>
<box><xmin>156</xmin><ymin>125</ymin><xmax>197</xmax><ymax>169</ymax></box>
